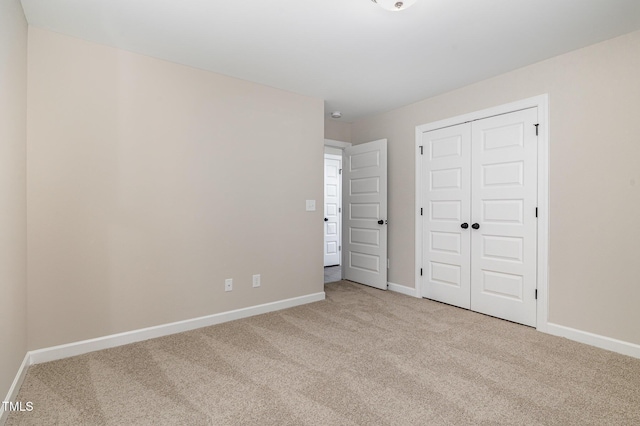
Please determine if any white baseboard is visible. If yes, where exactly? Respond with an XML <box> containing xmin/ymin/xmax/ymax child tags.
<box><xmin>0</xmin><ymin>353</ymin><xmax>31</xmax><ymax>426</ymax></box>
<box><xmin>30</xmin><ymin>292</ymin><xmax>325</xmax><ymax>365</ymax></box>
<box><xmin>388</xmin><ymin>282</ymin><xmax>420</xmax><ymax>298</ymax></box>
<box><xmin>545</xmin><ymin>322</ymin><xmax>640</xmax><ymax>359</ymax></box>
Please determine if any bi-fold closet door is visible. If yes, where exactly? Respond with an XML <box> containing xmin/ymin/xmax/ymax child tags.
<box><xmin>421</xmin><ymin>108</ymin><xmax>538</xmax><ymax>327</ymax></box>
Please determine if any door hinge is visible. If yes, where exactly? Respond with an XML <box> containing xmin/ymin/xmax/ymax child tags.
<box><xmin>535</xmin><ymin>207</ymin><xmax>538</xmax><ymax>218</ymax></box>
<box><xmin>535</xmin><ymin>289</ymin><xmax>538</xmax><ymax>300</ymax></box>
<box><xmin>420</xmin><ymin>268</ymin><xmax>423</xmax><ymax>276</ymax></box>
<box><xmin>420</xmin><ymin>208</ymin><xmax>423</xmax><ymax>216</ymax></box>
<box><xmin>419</xmin><ymin>145</ymin><xmax>423</xmax><ymax>155</ymax></box>
<box><xmin>534</xmin><ymin>123</ymin><xmax>539</xmax><ymax>136</ymax></box>
<box><xmin>339</xmin><ymin>245</ymin><xmax>341</xmax><ymax>251</ymax></box>
<box><xmin>339</xmin><ymin>168</ymin><xmax>342</xmax><ymax>174</ymax></box>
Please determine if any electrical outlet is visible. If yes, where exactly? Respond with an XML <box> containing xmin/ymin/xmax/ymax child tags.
<box><xmin>225</xmin><ymin>278</ymin><xmax>233</xmax><ymax>292</ymax></box>
<box><xmin>252</xmin><ymin>274</ymin><xmax>261</xmax><ymax>288</ymax></box>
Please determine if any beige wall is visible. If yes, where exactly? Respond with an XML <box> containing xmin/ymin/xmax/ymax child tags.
<box><xmin>352</xmin><ymin>30</ymin><xmax>640</xmax><ymax>345</ymax></box>
<box><xmin>324</xmin><ymin>118</ymin><xmax>352</xmax><ymax>143</ymax></box>
<box><xmin>0</xmin><ymin>0</ymin><xmax>28</xmax><ymax>398</ymax></box>
<box><xmin>27</xmin><ymin>27</ymin><xmax>325</xmax><ymax>350</ymax></box>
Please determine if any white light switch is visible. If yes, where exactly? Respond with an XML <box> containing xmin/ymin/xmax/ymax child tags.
<box><xmin>306</xmin><ymin>200</ymin><xmax>316</xmax><ymax>211</ymax></box>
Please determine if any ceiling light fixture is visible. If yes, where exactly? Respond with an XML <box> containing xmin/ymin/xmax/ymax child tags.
<box><xmin>371</xmin><ymin>0</ymin><xmax>417</xmax><ymax>11</ymax></box>
<box><xmin>331</xmin><ymin>111</ymin><xmax>342</xmax><ymax>119</ymax></box>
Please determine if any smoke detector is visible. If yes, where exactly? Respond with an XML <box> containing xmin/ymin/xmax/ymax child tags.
<box><xmin>331</xmin><ymin>111</ymin><xmax>342</xmax><ymax>119</ymax></box>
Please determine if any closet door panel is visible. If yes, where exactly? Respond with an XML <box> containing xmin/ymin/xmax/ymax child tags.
<box><xmin>421</xmin><ymin>123</ymin><xmax>471</xmax><ymax>309</ymax></box>
<box><xmin>470</xmin><ymin>108</ymin><xmax>538</xmax><ymax>327</ymax></box>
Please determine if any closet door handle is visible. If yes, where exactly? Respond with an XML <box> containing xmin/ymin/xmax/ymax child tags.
<box><xmin>461</xmin><ymin>223</ymin><xmax>469</xmax><ymax>229</ymax></box>
<box><xmin>472</xmin><ymin>223</ymin><xmax>480</xmax><ymax>230</ymax></box>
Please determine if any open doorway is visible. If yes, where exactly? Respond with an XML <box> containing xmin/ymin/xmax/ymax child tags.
<box><xmin>323</xmin><ymin>152</ymin><xmax>341</xmax><ymax>269</ymax></box>
<box><xmin>324</xmin><ymin>139</ymin><xmax>351</xmax><ymax>283</ymax></box>
<box><xmin>323</xmin><ymin>138</ymin><xmax>389</xmax><ymax>288</ymax></box>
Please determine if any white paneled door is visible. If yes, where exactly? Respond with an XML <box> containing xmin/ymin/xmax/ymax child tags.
<box><xmin>421</xmin><ymin>123</ymin><xmax>472</xmax><ymax>308</ymax></box>
<box><xmin>343</xmin><ymin>140</ymin><xmax>388</xmax><ymax>290</ymax></box>
<box><xmin>324</xmin><ymin>154</ymin><xmax>341</xmax><ymax>267</ymax></box>
<box><xmin>421</xmin><ymin>108</ymin><xmax>538</xmax><ymax>326</ymax></box>
<box><xmin>470</xmin><ymin>108</ymin><xmax>538</xmax><ymax>326</ymax></box>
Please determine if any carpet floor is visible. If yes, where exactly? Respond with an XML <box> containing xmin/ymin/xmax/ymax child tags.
<box><xmin>7</xmin><ymin>281</ymin><xmax>640</xmax><ymax>425</ymax></box>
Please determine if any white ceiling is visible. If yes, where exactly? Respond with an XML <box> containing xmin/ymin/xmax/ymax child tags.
<box><xmin>20</xmin><ymin>0</ymin><xmax>640</xmax><ymax>121</ymax></box>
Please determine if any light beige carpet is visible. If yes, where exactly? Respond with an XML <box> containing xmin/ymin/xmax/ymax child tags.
<box><xmin>7</xmin><ymin>281</ymin><xmax>640</xmax><ymax>425</ymax></box>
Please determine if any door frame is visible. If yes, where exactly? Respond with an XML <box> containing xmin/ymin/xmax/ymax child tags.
<box><xmin>414</xmin><ymin>95</ymin><xmax>550</xmax><ymax>332</ymax></box>
<box><xmin>324</xmin><ymin>139</ymin><xmax>352</xmax><ymax>279</ymax></box>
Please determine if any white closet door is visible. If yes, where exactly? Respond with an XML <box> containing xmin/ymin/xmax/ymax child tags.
<box><xmin>470</xmin><ymin>108</ymin><xmax>538</xmax><ymax>326</ymax></box>
<box><xmin>421</xmin><ymin>123</ymin><xmax>471</xmax><ymax>308</ymax></box>
<box><xmin>343</xmin><ymin>139</ymin><xmax>388</xmax><ymax>290</ymax></box>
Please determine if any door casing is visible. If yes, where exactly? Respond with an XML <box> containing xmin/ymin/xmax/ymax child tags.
<box><xmin>415</xmin><ymin>95</ymin><xmax>549</xmax><ymax>332</ymax></box>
